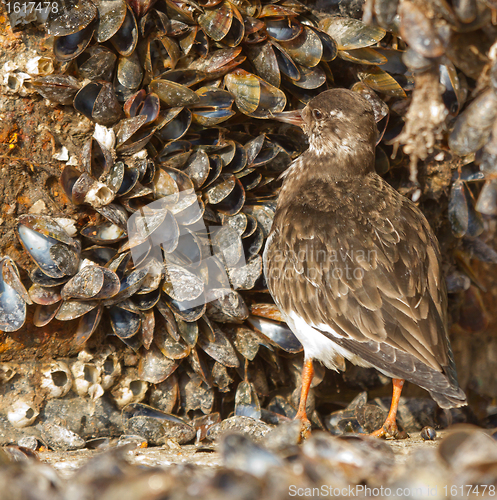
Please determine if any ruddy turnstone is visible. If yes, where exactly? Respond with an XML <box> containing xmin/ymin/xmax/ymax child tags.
<box><xmin>264</xmin><ymin>89</ymin><xmax>467</xmax><ymax>438</ymax></box>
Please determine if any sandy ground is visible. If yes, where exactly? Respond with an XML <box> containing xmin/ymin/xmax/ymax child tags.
<box><xmin>39</xmin><ymin>431</ymin><xmax>443</xmax><ymax>478</ymax></box>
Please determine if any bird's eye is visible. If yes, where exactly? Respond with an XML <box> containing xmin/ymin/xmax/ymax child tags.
<box><xmin>312</xmin><ymin>109</ymin><xmax>322</xmax><ymax>120</ymax></box>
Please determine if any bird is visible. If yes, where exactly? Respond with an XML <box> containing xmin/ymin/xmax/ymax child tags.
<box><xmin>263</xmin><ymin>88</ymin><xmax>467</xmax><ymax>438</ymax></box>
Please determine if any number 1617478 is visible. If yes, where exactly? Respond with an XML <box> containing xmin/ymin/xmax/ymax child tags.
<box><xmin>444</xmin><ymin>484</ymin><xmax>496</xmax><ymax>497</ymax></box>
<box><xmin>5</xmin><ymin>2</ymin><xmax>58</xmax><ymax>14</ymax></box>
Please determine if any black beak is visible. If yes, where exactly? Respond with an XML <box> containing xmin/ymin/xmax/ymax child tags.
<box><xmin>270</xmin><ymin>110</ymin><xmax>305</xmax><ymax>128</ymax></box>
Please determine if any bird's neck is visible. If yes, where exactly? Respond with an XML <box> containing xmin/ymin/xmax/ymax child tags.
<box><xmin>281</xmin><ymin>141</ymin><xmax>376</xmax><ymax>189</ymax></box>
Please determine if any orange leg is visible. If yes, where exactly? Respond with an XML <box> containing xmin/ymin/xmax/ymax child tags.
<box><xmin>370</xmin><ymin>378</ymin><xmax>407</xmax><ymax>439</ymax></box>
<box><xmin>295</xmin><ymin>359</ymin><xmax>314</xmax><ymax>439</ymax></box>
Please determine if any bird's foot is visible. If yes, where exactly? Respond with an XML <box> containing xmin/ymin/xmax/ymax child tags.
<box><xmin>370</xmin><ymin>419</ymin><xmax>408</xmax><ymax>440</ymax></box>
<box><xmin>295</xmin><ymin>411</ymin><xmax>312</xmax><ymax>441</ymax></box>
<box><xmin>369</xmin><ymin>379</ymin><xmax>408</xmax><ymax>439</ymax></box>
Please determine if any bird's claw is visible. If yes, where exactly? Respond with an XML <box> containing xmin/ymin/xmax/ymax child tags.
<box><xmin>300</xmin><ymin>418</ymin><xmax>312</xmax><ymax>441</ymax></box>
<box><xmin>370</xmin><ymin>422</ymin><xmax>408</xmax><ymax>440</ymax></box>
<box><xmin>295</xmin><ymin>412</ymin><xmax>312</xmax><ymax>441</ymax></box>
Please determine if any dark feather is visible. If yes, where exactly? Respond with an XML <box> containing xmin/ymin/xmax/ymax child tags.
<box><xmin>265</xmin><ymin>168</ymin><xmax>466</xmax><ymax>407</ymax></box>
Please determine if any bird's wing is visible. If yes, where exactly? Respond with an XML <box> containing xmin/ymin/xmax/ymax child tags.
<box><xmin>265</xmin><ymin>173</ymin><xmax>457</xmax><ymax>385</ymax></box>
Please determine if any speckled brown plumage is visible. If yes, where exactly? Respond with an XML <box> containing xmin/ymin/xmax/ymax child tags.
<box><xmin>264</xmin><ymin>89</ymin><xmax>466</xmax><ymax>412</ymax></box>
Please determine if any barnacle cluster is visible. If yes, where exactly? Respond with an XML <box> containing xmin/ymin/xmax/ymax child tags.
<box><xmin>1</xmin><ymin>0</ymin><xmax>497</xmax><ymax>442</ymax></box>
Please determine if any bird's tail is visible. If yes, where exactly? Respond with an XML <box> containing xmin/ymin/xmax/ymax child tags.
<box><xmin>429</xmin><ymin>386</ymin><xmax>467</xmax><ymax>409</ymax></box>
<box><xmin>431</xmin><ymin>342</ymin><xmax>467</xmax><ymax>409</ymax></box>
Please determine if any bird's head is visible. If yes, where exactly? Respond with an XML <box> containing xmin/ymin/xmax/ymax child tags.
<box><xmin>302</xmin><ymin>89</ymin><xmax>377</xmax><ymax>153</ymax></box>
<box><xmin>273</xmin><ymin>89</ymin><xmax>378</xmax><ymax>178</ymax></box>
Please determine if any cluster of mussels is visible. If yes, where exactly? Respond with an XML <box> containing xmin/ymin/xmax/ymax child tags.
<box><xmin>1</xmin><ymin>0</ymin><xmax>497</xmax><ymax>439</ymax></box>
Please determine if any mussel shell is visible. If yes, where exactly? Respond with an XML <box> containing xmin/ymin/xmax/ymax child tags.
<box><xmin>234</xmin><ymin>380</ymin><xmax>261</xmax><ymax>419</ymax></box>
<box><xmin>168</xmin><ymin>227</ymin><xmax>205</xmax><ymax>268</ymax></box>
<box><xmin>104</xmin><ymin>267</ymin><xmax>149</xmax><ymax>306</ymax></box>
<box><xmin>154</xmin><ymin>318</ymin><xmax>191</xmax><ymax>359</ymax></box>
<box><xmin>28</xmin><ymin>284</ymin><xmax>61</xmax><ymax>306</ymax></box>
<box><xmin>198</xmin><ymin>317</ymin><xmax>239</xmax><ymax>367</ymax></box>
<box><xmin>308</xmin><ymin>26</ymin><xmax>337</xmax><ymax>62</ymax></box>
<box><xmin>73</xmin><ymin>82</ymin><xmax>123</xmax><ymax>126</ymax></box>
<box><xmin>96</xmin><ymin>204</ymin><xmax>129</xmax><ymax>229</ymax></box>
<box><xmin>224</xmin><ymin>2</ymin><xmax>245</xmax><ymax>47</ymax></box>
<box><xmin>225</xmin><ymin>69</ymin><xmax>286</xmax><ymax>118</ymax></box>
<box><xmin>449</xmin><ymin>89</ymin><xmax>497</xmax><ymax>155</ymax></box>
<box><xmin>17</xmin><ymin>216</ymin><xmax>80</xmax><ymax>278</ymax></box>
<box><xmin>247</xmin><ymin>315</ymin><xmax>302</xmax><ymax>353</ymax></box>
<box><xmin>158</xmin><ymin>68</ymin><xmax>206</xmax><ymax>87</ymax></box>
<box><xmin>206</xmin><ymin>289</ymin><xmax>248</xmax><ymax>323</ymax></box>
<box><xmin>133</xmin><ymin>288</ymin><xmax>162</xmax><ymax>310</ymax></box>
<box><xmin>61</xmin><ymin>266</ymin><xmax>120</xmax><ymax>300</ymax></box>
<box><xmin>191</xmin><ymin>87</ymin><xmax>235</xmax><ymax>126</ymax></box>
<box><xmin>81</xmin><ymin>137</ymin><xmax>113</xmax><ymax>179</ymax></box>
<box><xmin>33</xmin><ymin>302</ymin><xmax>61</xmax><ymax>327</ymax></box>
<box><xmin>245</xmin><ymin>42</ymin><xmax>280</xmax><ymax>88</ymax></box>
<box><xmin>271</xmin><ymin>42</ymin><xmax>301</xmax><ymax>81</ymax></box>
<box><xmin>54</xmin><ymin>22</ymin><xmax>96</xmax><ymax>62</ymax></box>
<box><xmin>163</xmin><ymin>264</ymin><xmax>204</xmax><ymax>302</ymax></box>
<box><xmin>280</xmin><ymin>26</ymin><xmax>323</xmax><ymax>68</ymax></box>
<box><xmin>320</xmin><ymin>16</ymin><xmax>385</xmax><ymax>50</ymax></box>
<box><xmin>32</xmin><ymin>75</ymin><xmax>80</xmax><ymax>105</ymax></box>
<box><xmin>181</xmin><ymin>151</ymin><xmax>210</xmax><ymax>189</ymax></box>
<box><xmin>143</xmin><ymin>35</ymin><xmax>181</xmax><ymax>77</ymax></box>
<box><xmin>81</xmin><ymin>246</ymin><xmax>117</xmax><ymax>267</ymax></box>
<box><xmin>150</xmin><ymin>79</ymin><xmax>200</xmax><ymax>107</ymax></box>
<box><xmin>476</xmin><ymin>180</ymin><xmax>497</xmax><ymax>216</ymax></box>
<box><xmin>339</xmin><ymin>47</ymin><xmax>387</xmax><ymax>65</ymax></box>
<box><xmin>115</xmin><ymin>115</ymin><xmax>148</xmax><ymax>149</ymax></box>
<box><xmin>440</xmin><ymin>61</ymin><xmax>465</xmax><ymax>116</ymax></box>
<box><xmin>74</xmin><ymin>305</ymin><xmax>103</xmax><ymax>346</ymax></box>
<box><xmin>47</xmin><ymin>0</ymin><xmax>97</xmax><ymax>36</ymax></box>
<box><xmin>266</xmin><ymin>16</ymin><xmax>303</xmax><ymax>42</ymax></box>
<box><xmin>357</xmin><ymin>67</ymin><xmax>407</xmax><ymax>98</ymax></box>
<box><xmin>198</xmin><ymin>0</ymin><xmax>233</xmax><ymax>42</ymax></box>
<box><xmin>117</xmin><ymin>52</ymin><xmax>143</xmax><ymax>91</ymax></box>
<box><xmin>156</xmin><ymin>108</ymin><xmax>192</xmax><ymax>141</ymax></box>
<box><xmin>189</xmin><ymin>46</ymin><xmax>242</xmax><ymax>73</ymax></box>
<box><xmin>109</xmin><ymin>303</ymin><xmax>142</xmax><ymax>338</ymax></box>
<box><xmin>30</xmin><ymin>268</ymin><xmax>71</xmax><ymax>288</ymax></box>
<box><xmin>236</xmin><ymin>168</ymin><xmax>262</xmax><ymax>190</ymax></box>
<box><xmin>168</xmin><ymin>296</ymin><xmax>206</xmax><ymax>322</ymax></box>
<box><xmin>165</xmin><ymin>0</ymin><xmax>202</xmax><ymax>23</ymax></box>
<box><xmin>402</xmin><ymin>47</ymin><xmax>434</xmax><ymax>73</ymax></box>
<box><xmin>95</xmin><ymin>0</ymin><xmax>128</xmax><ymax>43</ymax></box>
<box><xmin>138</xmin><ymin>344</ymin><xmax>180</xmax><ymax>383</ymax></box>
<box><xmin>60</xmin><ymin>165</ymin><xmax>82</xmax><ymax>204</ymax></box>
<box><xmin>55</xmin><ymin>299</ymin><xmax>98</xmax><ymax>321</ymax></box>
<box><xmin>449</xmin><ymin>180</ymin><xmax>484</xmax><ymax>238</ymax></box>
<box><xmin>125</xmin><ymin>92</ymin><xmax>160</xmax><ymax>124</ymax></box>
<box><xmin>110</xmin><ymin>5</ymin><xmax>139</xmax><ymax>57</ymax></box>
<box><xmin>205</xmin><ymin>175</ymin><xmax>245</xmax><ymax>216</ymax></box>
<box><xmin>125</xmin><ymin>205</ymin><xmax>178</xmax><ymax>252</ymax></box>
<box><xmin>292</xmin><ymin>65</ymin><xmax>327</xmax><ymax>90</ymax></box>
<box><xmin>122</xmin><ymin>403</ymin><xmax>193</xmax><ymax>436</ymax></box>
<box><xmin>0</xmin><ymin>258</ymin><xmax>28</xmax><ymax>332</ymax></box>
